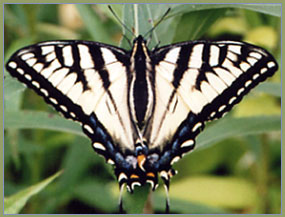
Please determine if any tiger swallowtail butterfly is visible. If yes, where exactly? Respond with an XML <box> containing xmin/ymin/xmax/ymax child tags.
<box><xmin>6</xmin><ymin>33</ymin><xmax>278</xmax><ymax>212</ymax></box>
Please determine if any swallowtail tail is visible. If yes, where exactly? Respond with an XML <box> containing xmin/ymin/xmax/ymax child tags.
<box><xmin>6</xmin><ymin>34</ymin><xmax>278</xmax><ymax>211</ymax></box>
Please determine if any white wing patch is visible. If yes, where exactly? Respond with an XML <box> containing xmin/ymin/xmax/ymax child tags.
<box><xmin>21</xmin><ymin>53</ymin><xmax>34</xmax><ymax>61</ymax></box>
<box><xmin>178</xmin><ymin>69</ymin><xmax>208</xmax><ymax>112</ymax></box>
<box><xmin>240</xmin><ymin>62</ymin><xmax>251</xmax><ymax>72</ymax></box>
<box><xmin>67</xmin><ymin>82</ymin><xmax>83</xmax><ymax>103</ymax></box>
<box><xmin>148</xmin><ymin>61</ymin><xmax>190</xmax><ymax>148</ymax></box>
<box><xmin>209</xmin><ymin>45</ymin><xmax>219</xmax><ymax>66</ymax></box>
<box><xmin>41</xmin><ymin>59</ymin><xmax>61</xmax><ymax>78</ymax></box>
<box><xmin>49</xmin><ymin>68</ymin><xmax>69</xmax><ymax>87</ymax></box>
<box><xmin>41</xmin><ymin>46</ymin><xmax>54</xmax><ymax>55</ymax></box>
<box><xmin>227</xmin><ymin>45</ymin><xmax>241</xmax><ymax>54</ymax></box>
<box><xmin>206</xmin><ymin>72</ymin><xmax>227</xmax><ymax>94</ymax></box>
<box><xmin>101</xmin><ymin>47</ymin><xmax>117</xmax><ymax>64</ymax></box>
<box><xmin>26</xmin><ymin>58</ymin><xmax>37</xmax><ymax>66</ymax></box>
<box><xmin>62</xmin><ymin>45</ymin><xmax>73</xmax><ymax>66</ymax></box>
<box><xmin>78</xmin><ymin>44</ymin><xmax>94</xmax><ymax>69</ymax></box>
<box><xmin>156</xmin><ymin>61</ymin><xmax>175</xmax><ymax>81</ymax></box>
<box><xmin>57</xmin><ymin>72</ymin><xmax>78</xmax><ymax>94</ymax></box>
<box><xmin>164</xmin><ymin>47</ymin><xmax>180</xmax><ymax>63</ymax></box>
<box><xmin>46</xmin><ymin>52</ymin><xmax>56</xmax><ymax>62</ymax></box>
<box><xmin>94</xmin><ymin>63</ymin><xmax>136</xmax><ymax>150</ymax></box>
<box><xmin>214</xmin><ymin>67</ymin><xmax>235</xmax><ymax>86</ymax></box>
<box><xmin>33</xmin><ymin>63</ymin><xmax>44</xmax><ymax>72</ymax></box>
<box><xmin>105</xmin><ymin>61</ymin><xmax>126</xmax><ymax>82</ymax></box>
<box><xmin>247</xmin><ymin>57</ymin><xmax>258</xmax><ymax>66</ymax></box>
<box><xmin>77</xmin><ymin>90</ymin><xmax>97</xmax><ymax>115</ymax></box>
<box><xmin>200</xmin><ymin>81</ymin><xmax>218</xmax><ymax>103</ymax></box>
<box><xmin>188</xmin><ymin>44</ymin><xmax>203</xmax><ymax>68</ymax></box>
<box><xmin>249</xmin><ymin>52</ymin><xmax>262</xmax><ymax>59</ymax></box>
<box><xmin>187</xmin><ymin>89</ymin><xmax>209</xmax><ymax>113</ymax></box>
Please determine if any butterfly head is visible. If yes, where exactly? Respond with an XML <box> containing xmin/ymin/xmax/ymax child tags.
<box><xmin>133</xmin><ymin>35</ymin><xmax>146</xmax><ymax>45</ymax></box>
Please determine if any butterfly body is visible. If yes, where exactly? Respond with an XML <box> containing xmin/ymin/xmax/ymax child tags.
<box><xmin>6</xmin><ymin>34</ymin><xmax>278</xmax><ymax>201</ymax></box>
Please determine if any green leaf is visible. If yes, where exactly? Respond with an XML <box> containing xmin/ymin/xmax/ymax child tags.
<box><xmin>196</xmin><ymin>116</ymin><xmax>280</xmax><ymax>151</ymax></box>
<box><xmin>173</xmin><ymin>8</ymin><xmax>227</xmax><ymax>42</ymax></box>
<box><xmin>121</xmin><ymin>4</ymin><xmax>176</xmax><ymax>49</ymax></box>
<box><xmin>121</xmin><ymin>4</ymin><xmax>155</xmax><ymax>49</ymax></box>
<box><xmin>4</xmin><ymin>170</ymin><xmax>62</xmax><ymax>214</ymax></box>
<box><xmin>97</xmin><ymin>4</ymin><xmax>123</xmax><ymax>23</ymax></box>
<box><xmin>231</xmin><ymin>4</ymin><xmax>281</xmax><ymax>17</ymax></box>
<box><xmin>75</xmin><ymin>5</ymin><xmax>112</xmax><ymax>43</ymax></box>
<box><xmin>36</xmin><ymin>22</ymin><xmax>80</xmax><ymax>40</ymax></box>
<box><xmin>147</xmin><ymin>4</ymin><xmax>181</xmax><ymax>46</ymax></box>
<box><xmin>121</xmin><ymin>4</ymin><xmax>135</xmax><ymax>40</ymax></box>
<box><xmin>234</xmin><ymin>95</ymin><xmax>280</xmax><ymax>117</ymax></box>
<box><xmin>4</xmin><ymin>110</ymin><xmax>83</xmax><ymax>137</ymax></box>
<box><xmin>123</xmin><ymin>185</ymin><xmax>150</xmax><ymax>214</ymax></box>
<box><xmin>108</xmin><ymin>182</ymin><xmax>150</xmax><ymax>213</ymax></box>
<box><xmin>73</xmin><ymin>179</ymin><xmax>118</xmax><ymax>212</ymax></box>
<box><xmin>207</xmin><ymin>17</ymin><xmax>248</xmax><ymax>38</ymax></box>
<box><xmin>166</xmin><ymin>176</ymin><xmax>258</xmax><ymax>210</ymax></box>
<box><xmin>7</xmin><ymin>5</ymin><xmax>28</xmax><ymax>34</ymax></box>
<box><xmin>254</xmin><ymin>82</ymin><xmax>281</xmax><ymax>97</ymax></box>
<box><xmin>243</xmin><ymin>10</ymin><xmax>264</xmax><ymax>28</ymax></box>
<box><xmin>170</xmin><ymin>4</ymin><xmax>281</xmax><ymax>17</ymax></box>
<box><xmin>56</xmin><ymin>137</ymin><xmax>99</xmax><ymax>193</ymax></box>
<box><xmin>4</xmin><ymin>74</ymin><xmax>25</xmax><ymax>111</ymax></box>
<box><xmin>153</xmin><ymin>192</ymin><xmax>228</xmax><ymax>214</ymax></box>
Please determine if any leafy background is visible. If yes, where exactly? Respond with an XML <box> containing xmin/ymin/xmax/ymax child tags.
<box><xmin>4</xmin><ymin>4</ymin><xmax>281</xmax><ymax>214</ymax></box>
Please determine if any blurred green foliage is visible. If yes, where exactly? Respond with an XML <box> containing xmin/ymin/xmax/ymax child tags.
<box><xmin>4</xmin><ymin>4</ymin><xmax>281</xmax><ymax>214</ymax></box>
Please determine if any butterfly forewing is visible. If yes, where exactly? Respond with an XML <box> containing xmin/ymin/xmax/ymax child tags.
<box><xmin>146</xmin><ymin>40</ymin><xmax>278</xmax><ymax>150</ymax></box>
<box><xmin>6</xmin><ymin>41</ymin><xmax>139</xmax><ymax>152</ymax></box>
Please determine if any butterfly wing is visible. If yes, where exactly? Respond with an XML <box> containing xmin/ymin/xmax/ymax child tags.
<box><xmin>145</xmin><ymin>40</ymin><xmax>278</xmax><ymax>162</ymax></box>
<box><xmin>6</xmin><ymin>40</ymin><xmax>138</xmax><ymax>161</ymax></box>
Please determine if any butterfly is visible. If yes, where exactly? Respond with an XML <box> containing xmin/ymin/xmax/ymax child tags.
<box><xmin>6</xmin><ymin>33</ymin><xmax>278</xmax><ymax>212</ymax></box>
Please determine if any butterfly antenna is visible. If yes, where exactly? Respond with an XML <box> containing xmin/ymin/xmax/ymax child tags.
<box><xmin>108</xmin><ymin>5</ymin><xmax>134</xmax><ymax>46</ymax></box>
<box><xmin>143</xmin><ymin>8</ymin><xmax>171</xmax><ymax>39</ymax></box>
<box><xmin>153</xmin><ymin>40</ymin><xmax>161</xmax><ymax>50</ymax></box>
<box><xmin>121</xmin><ymin>34</ymin><xmax>132</xmax><ymax>48</ymax></box>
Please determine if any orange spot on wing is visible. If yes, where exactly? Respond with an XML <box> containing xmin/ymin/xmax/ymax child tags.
<box><xmin>146</xmin><ymin>172</ymin><xmax>155</xmax><ymax>178</ymax></box>
<box><xmin>130</xmin><ymin>174</ymin><xmax>139</xmax><ymax>179</ymax></box>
